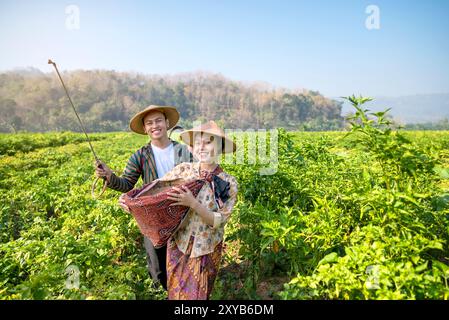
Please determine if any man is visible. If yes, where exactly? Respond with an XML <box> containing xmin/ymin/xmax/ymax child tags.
<box><xmin>95</xmin><ymin>105</ymin><xmax>193</xmax><ymax>290</ymax></box>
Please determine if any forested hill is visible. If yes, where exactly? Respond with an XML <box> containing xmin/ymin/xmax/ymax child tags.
<box><xmin>0</xmin><ymin>68</ymin><xmax>343</xmax><ymax>132</ymax></box>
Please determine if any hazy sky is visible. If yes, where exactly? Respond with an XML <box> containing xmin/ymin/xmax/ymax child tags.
<box><xmin>1</xmin><ymin>0</ymin><xmax>448</xmax><ymax>98</ymax></box>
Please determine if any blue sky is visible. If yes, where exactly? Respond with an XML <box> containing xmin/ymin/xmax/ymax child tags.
<box><xmin>1</xmin><ymin>0</ymin><xmax>448</xmax><ymax>98</ymax></box>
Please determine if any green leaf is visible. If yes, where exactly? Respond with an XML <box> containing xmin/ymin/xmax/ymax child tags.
<box><xmin>415</xmin><ymin>261</ymin><xmax>428</xmax><ymax>273</ymax></box>
<box><xmin>317</xmin><ymin>252</ymin><xmax>338</xmax><ymax>266</ymax></box>
<box><xmin>434</xmin><ymin>166</ymin><xmax>449</xmax><ymax>179</ymax></box>
<box><xmin>426</xmin><ymin>241</ymin><xmax>444</xmax><ymax>251</ymax></box>
<box><xmin>432</xmin><ymin>261</ymin><xmax>449</xmax><ymax>276</ymax></box>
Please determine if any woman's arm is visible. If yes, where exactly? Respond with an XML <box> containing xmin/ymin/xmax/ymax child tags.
<box><xmin>191</xmin><ymin>197</ymin><xmax>215</xmax><ymax>226</ymax></box>
<box><xmin>167</xmin><ymin>185</ymin><xmax>215</xmax><ymax>227</ymax></box>
<box><xmin>167</xmin><ymin>176</ymin><xmax>238</xmax><ymax>229</ymax></box>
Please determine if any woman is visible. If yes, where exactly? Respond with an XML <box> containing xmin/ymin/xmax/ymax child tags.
<box><xmin>159</xmin><ymin>120</ymin><xmax>238</xmax><ymax>300</ymax></box>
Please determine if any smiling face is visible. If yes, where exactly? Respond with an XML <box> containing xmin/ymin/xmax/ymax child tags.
<box><xmin>142</xmin><ymin>110</ymin><xmax>169</xmax><ymax>140</ymax></box>
<box><xmin>193</xmin><ymin>133</ymin><xmax>222</xmax><ymax>164</ymax></box>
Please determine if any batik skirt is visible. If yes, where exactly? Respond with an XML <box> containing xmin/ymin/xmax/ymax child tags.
<box><xmin>166</xmin><ymin>237</ymin><xmax>223</xmax><ymax>300</ymax></box>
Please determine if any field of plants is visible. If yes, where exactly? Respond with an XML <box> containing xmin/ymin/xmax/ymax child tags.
<box><xmin>1</xmin><ymin>97</ymin><xmax>448</xmax><ymax>299</ymax></box>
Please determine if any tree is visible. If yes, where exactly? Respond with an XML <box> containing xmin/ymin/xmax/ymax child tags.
<box><xmin>0</xmin><ymin>99</ymin><xmax>20</xmax><ymax>132</ymax></box>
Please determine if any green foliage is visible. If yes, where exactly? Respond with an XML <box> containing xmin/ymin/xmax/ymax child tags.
<box><xmin>0</xmin><ymin>104</ymin><xmax>448</xmax><ymax>299</ymax></box>
<box><xmin>0</xmin><ymin>132</ymin><xmax>106</xmax><ymax>156</ymax></box>
<box><xmin>0</xmin><ymin>132</ymin><xmax>165</xmax><ymax>299</ymax></box>
<box><xmin>277</xmin><ymin>95</ymin><xmax>449</xmax><ymax>299</ymax></box>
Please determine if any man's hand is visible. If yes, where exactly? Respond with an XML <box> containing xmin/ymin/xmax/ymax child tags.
<box><xmin>118</xmin><ymin>194</ymin><xmax>130</xmax><ymax>213</ymax></box>
<box><xmin>94</xmin><ymin>160</ymin><xmax>113</xmax><ymax>182</ymax></box>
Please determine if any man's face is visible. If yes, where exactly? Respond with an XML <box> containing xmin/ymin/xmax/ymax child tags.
<box><xmin>143</xmin><ymin>111</ymin><xmax>169</xmax><ymax>140</ymax></box>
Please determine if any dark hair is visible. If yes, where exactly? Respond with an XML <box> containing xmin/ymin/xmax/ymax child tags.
<box><xmin>221</xmin><ymin>138</ymin><xmax>226</xmax><ymax>154</ymax></box>
<box><xmin>211</xmin><ymin>135</ymin><xmax>226</xmax><ymax>154</ymax></box>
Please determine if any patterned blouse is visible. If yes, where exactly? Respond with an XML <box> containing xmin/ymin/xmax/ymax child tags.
<box><xmin>159</xmin><ymin>162</ymin><xmax>238</xmax><ymax>258</ymax></box>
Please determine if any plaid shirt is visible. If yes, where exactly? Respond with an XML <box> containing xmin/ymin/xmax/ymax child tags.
<box><xmin>108</xmin><ymin>140</ymin><xmax>193</xmax><ymax>193</ymax></box>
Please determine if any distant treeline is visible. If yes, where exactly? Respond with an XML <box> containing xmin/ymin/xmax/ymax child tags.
<box><xmin>0</xmin><ymin>69</ymin><xmax>345</xmax><ymax>133</ymax></box>
<box><xmin>403</xmin><ymin>118</ymin><xmax>449</xmax><ymax>131</ymax></box>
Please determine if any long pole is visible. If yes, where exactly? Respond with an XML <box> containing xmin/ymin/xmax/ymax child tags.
<box><xmin>48</xmin><ymin>59</ymin><xmax>99</xmax><ymax>162</ymax></box>
<box><xmin>49</xmin><ymin>59</ymin><xmax>107</xmax><ymax>198</ymax></box>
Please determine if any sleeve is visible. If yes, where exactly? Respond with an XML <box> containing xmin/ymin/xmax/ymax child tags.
<box><xmin>211</xmin><ymin>176</ymin><xmax>238</xmax><ymax>229</ymax></box>
<box><xmin>107</xmin><ymin>151</ymin><xmax>142</xmax><ymax>192</ymax></box>
<box><xmin>158</xmin><ymin>162</ymin><xmax>191</xmax><ymax>181</ymax></box>
<box><xmin>174</xmin><ymin>143</ymin><xmax>194</xmax><ymax>164</ymax></box>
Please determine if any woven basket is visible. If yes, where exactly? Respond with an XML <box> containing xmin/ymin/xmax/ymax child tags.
<box><xmin>121</xmin><ymin>178</ymin><xmax>206</xmax><ymax>248</ymax></box>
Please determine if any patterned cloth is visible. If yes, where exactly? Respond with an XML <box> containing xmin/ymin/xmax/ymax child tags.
<box><xmin>120</xmin><ymin>165</ymin><xmax>229</xmax><ymax>249</ymax></box>
<box><xmin>120</xmin><ymin>179</ymin><xmax>207</xmax><ymax>248</ymax></box>
<box><xmin>107</xmin><ymin>140</ymin><xmax>192</xmax><ymax>193</ymax></box>
<box><xmin>167</xmin><ymin>236</ymin><xmax>223</xmax><ymax>300</ymax></box>
<box><xmin>159</xmin><ymin>162</ymin><xmax>238</xmax><ymax>258</ymax></box>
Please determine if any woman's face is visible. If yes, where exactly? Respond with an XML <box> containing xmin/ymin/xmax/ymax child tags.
<box><xmin>193</xmin><ymin>133</ymin><xmax>221</xmax><ymax>163</ymax></box>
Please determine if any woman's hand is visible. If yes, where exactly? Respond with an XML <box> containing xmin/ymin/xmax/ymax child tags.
<box><xmin>167</xmin><ymin>186</ymin><xmax>197</xmax><ymax>208</ymax></box>
<box><xmin>118</xmin><ymin>194</ymin><xmax>130</xmax><ymax>213</ymax></box>
<box><xmin>168</xmin><ymin>186</ymin><xmax>216</xmax><ymax>227</ymax></box>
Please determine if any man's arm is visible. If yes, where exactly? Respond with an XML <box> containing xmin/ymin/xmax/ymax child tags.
<box><xmin>95</xmin><ymin>151</ymin><xmax>142</xmax><ymax>193</ymax></box>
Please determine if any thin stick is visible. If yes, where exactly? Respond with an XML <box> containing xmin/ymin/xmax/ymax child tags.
<box><xmin>48</xmin><ymin>59</ymin><xmax>99</xmax><ymax>162</ymax></box>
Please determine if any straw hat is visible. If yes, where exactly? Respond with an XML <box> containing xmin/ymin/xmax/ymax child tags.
<box><xmin>129</xmin><ymin>105</ymin><xmax>180</xmax><ymax>135</ymax></box>
<box><xmin>180</xmin><ymin>120</ymin><xmax>236</xmax><ymax>153</ymax></box>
